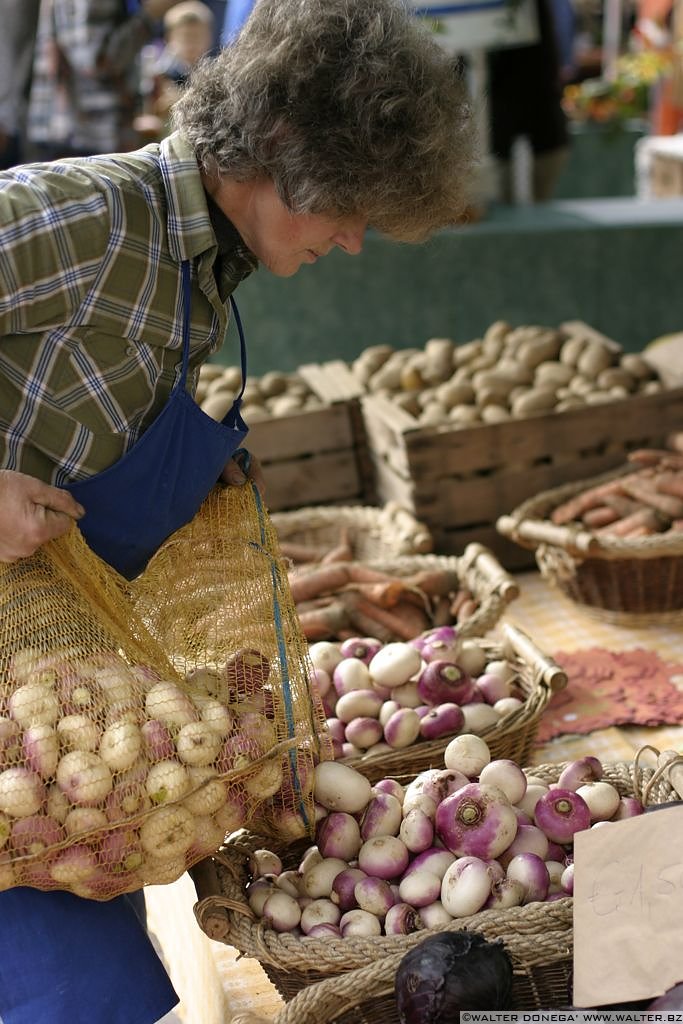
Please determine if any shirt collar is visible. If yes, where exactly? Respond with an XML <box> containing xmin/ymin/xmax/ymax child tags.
<box><xmin>158</xmin><ymin>132</ymin><xmax>257</xmax><ymax>284</ymax></box>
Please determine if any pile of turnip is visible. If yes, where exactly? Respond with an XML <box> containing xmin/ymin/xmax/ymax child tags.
<box><xmin>0</xmin><ymin>645</ymin><xmax>304</xmax><ymax>899</ymax></box>
<box><xmin>243</xmin><ymin>739</ymin><xmax>644</xmax><ymax>939</ymax></box>
<box><xmin>309</xmin><ymin>628</ymin><xmax>525</xmax><ymax>765</ymax></box>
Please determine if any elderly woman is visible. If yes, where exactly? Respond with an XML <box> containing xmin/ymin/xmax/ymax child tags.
<box><xmin>0</xmin><ymin>1</ymin><xmax>474</xmax><ymax>1021</ymax></box>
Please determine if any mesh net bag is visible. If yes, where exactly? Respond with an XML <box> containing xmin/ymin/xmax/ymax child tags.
<box><xmin>0</xmin><ymin>483</ymin><xmax>329</xmax><ymax>900</ymax></box>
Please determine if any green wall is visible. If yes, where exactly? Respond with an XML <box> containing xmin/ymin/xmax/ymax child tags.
<box><xmin>214</xmin><ymin>197</ymin><xmax>683</xmax><ymax>376</ymax></box>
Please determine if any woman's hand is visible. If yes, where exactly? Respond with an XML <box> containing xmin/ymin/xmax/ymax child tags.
<box><xmin>0</xmin><ymin>470</ymin><xmax>85</xmax><ymax>562</ymax></box>
<box><xmin>220</xmin><ymin>452</ymin><xmax>266</xmax><ymax>499</ymax></box>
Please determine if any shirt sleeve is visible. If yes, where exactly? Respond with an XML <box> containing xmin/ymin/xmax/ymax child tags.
<box><xmin>0</xmin><ymin>168</ymin><xmax>111</xmax><ymax>335</ymax></box>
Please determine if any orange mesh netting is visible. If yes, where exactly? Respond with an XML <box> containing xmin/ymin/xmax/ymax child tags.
<box><xmin>0</xmin><ymin>483</ymin><xmax>330</xmax><ymax>900</ymax></box>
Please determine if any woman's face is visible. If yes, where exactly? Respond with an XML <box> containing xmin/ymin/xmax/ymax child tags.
<box><xmin>205</xmin><ymin>174</ymin><xmax>368</xmax><ymax>277</ymax></box>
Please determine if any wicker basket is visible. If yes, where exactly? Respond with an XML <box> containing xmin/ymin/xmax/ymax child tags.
<box><xmin>267</xmin><ymin>929</ymin><xmax>575</xmax><ymax>1024</ymax></box>
<box><xmin>271</xmin><ymin>503</ymin><xmax>434</xmax><ymax>560</ymax></box>
<box><xmin>192</xmin><ymin>761</ymin><xmax>675</xmax><ymax>1012</ymax></box>
<box><xmin>338</xmin><ymin>621</ymin><xmax>567</xmax><ymax>785</ymax></box>
<box><xmin>365</xmin><ymin>543</ymin><xmax>519</xmax><ymax>641</ymax></box>
<box><xmin>497</xmin><ymin>465</ymin><xmax>683</xmax><ymax>625</ymax></box>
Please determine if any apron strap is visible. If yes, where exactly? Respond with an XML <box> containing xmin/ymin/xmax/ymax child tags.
<box><xmin>179</xmin><ymin>260</ymin><xmax>248</xmax><ymax>402</ymax></box>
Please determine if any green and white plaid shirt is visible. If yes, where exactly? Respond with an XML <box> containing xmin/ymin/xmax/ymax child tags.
<box><xmin>0</xmin><ymin>132</ymin><xmax>256</xmax><ymax>486</ymax></box>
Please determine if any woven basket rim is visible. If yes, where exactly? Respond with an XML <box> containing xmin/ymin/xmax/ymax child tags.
<box><xmin>500</xmin><ymin>464</ymin><xmax>683</xmax><ymax>560</ymax></box>
<box><xmin>193</xmin><ymin>761</ymin><xmax>672</xmax><ymax>975</ymax></box>
<box><xmin>271</xmin><ymin>504</ymin><xmax>433</xmax><ymax>556</ymax></box>
<box><xmin>338</xmin><ymin>623</ymin><xmax>565</xmax><ymax>780</ymax></box>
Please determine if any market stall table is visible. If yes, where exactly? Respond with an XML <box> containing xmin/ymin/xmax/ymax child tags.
<box><xmin>147</xmin><ymin>569</ymin><xmax>683</xmax><ymax>1023</ymax></box>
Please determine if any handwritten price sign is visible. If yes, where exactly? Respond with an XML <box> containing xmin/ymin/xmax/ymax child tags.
<box><xmin>573</xmin><ymin>805</ymin><xmax>683</xmax><ymax>1007</ymax></box>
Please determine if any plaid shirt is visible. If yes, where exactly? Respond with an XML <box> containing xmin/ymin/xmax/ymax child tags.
<box><xmin>0</xmin><ymin>131</ymin><xmax>256</xmax><ymax>486</ymax></box>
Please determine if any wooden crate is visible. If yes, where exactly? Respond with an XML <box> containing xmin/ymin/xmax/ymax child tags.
<box><xmin>245</xmin><ymin>361</ymin><xmax>373</xmax><ymax>512</ymax></box>
<box><xmin>361</xmin><ymin>384</ymin><xmax>683</xmax><ymax>569</ymax></box>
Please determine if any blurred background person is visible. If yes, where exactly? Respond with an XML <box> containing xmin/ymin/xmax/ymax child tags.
<box><xmin>487</xmin><ymin>0</ymin><xmax>571</xmax><ymax>202</ymax></box>
<box><xmin>139</xmin><ymin>0</ymin><xmax>215</xmax><ymax>138</ymax></box>
<box><xmin>27</xmin><ymin>0</ymin><xmax>184</xmax><ymax>161</ymax></box>
<box><xmin>0</xmin><ymin>0</ymin><xmax>41</xmax><ymax>168</ymax></box>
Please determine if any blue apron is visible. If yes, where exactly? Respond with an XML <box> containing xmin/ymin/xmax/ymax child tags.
<box><xmin>0</xmin><ymin>260</ymin><xmax>249</xmax><ymax>1024</ymax></box>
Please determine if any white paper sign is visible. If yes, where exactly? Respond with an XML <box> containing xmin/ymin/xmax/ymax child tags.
<box><xmin>410</xmin><ymin>0</ymin><xmax>539</xmax><ymax>53</ymax></box>
<box><xmin>573</xmin><ymin>805</ymin><xmax>683</xmax><ymax>1008</ymax></box>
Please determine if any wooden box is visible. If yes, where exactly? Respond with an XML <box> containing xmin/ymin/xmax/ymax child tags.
<box><xmin>361</xmin><ymin>385</ymin><xmax>683</xmax><ymax>569</ymax></box>
<box><xmin>246</xmin><ymin>361</ymin><xmax>373</xmax><ymax>512</ymax></box>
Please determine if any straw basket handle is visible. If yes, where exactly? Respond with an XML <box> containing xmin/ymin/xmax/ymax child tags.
<box><xmin>500</xmin><ymin>621</ymin><xmax>568</xmax><ymax>694</ymax></box>
<box><xmin>192</xmin><ymin>850</ymin><xmax>257</xmax><ymax>942</ymax></box>
<box><xmin>497</xmin><ymin>514</ymin><xmax>599</xmax><ymax>559</ymax></box>
<box><xmin>459</xmin><ymin>542</ymin><xmax>520</xmax><ymax>604</ymax></box>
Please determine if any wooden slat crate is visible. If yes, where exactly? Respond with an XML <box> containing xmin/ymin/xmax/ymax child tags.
<box><xmin>361</xmin><ymin>384</ymin><xmax>683</xmax><ymax>569</ymax></box>
<box><xmin>245</xmin><ymin>361</ymin><xmax>373</xmax><ymax>512</ymax></box>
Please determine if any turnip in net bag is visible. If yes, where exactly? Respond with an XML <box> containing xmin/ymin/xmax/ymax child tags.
<box><xmin>130</xmin><ymin>481</ymin><xmax>331</xmax><ymax>842</ymax></box>
<box><xmin>0</xmin><ymin>483</ymin><xmax>329</xmax><ymax>899</ymax></box>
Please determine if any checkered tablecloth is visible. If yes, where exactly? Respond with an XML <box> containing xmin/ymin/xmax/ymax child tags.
<box><xmin>501</xmin><ymin>572</ymin><xmax>683</xmax><ymax>766</ymax></box>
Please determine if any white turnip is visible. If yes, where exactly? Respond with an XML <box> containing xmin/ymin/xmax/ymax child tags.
<box><xmin>99</xmin><ymin>721</ymin><xmax>143</xmax><ymax>773</ymax></box>
<box><xmin>0</xmin><ymin>766</ymin><xmax>46</xmax><ymax>817</ymax></box>
<box><xmin>139</xmin><ymin>804</ymin><xmax>196</xmax><ymax>859</ymax></box>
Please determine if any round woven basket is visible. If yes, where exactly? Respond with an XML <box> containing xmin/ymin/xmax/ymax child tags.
<box><xmin>337</xmin><ymin>621</ymin><xmax>566</xmax><ymax>786</ymax></box>
<box><xmin>193</xmin><ymin>761</ymin><xmax>675</xmax><ymax>1011</ymax></box>
<box><xmin>364</xmin><ymin>542</ymin><xmax>519</xmax><ymax>641</ymax></box>
<box><xmin>271</xmin><ymin>504</ymin><xmax>434</xmax><ymax>560</ymax></box>
<box><xmin>497</xmin><ymin>465</ymin><xmax>683</xmax><ymax>625</ymax></box>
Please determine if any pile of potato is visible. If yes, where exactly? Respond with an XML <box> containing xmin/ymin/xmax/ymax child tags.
<box><xmin>350</xmin><ymin>321</ymin><xmax>662</xmax><ymax>427</ymax></box>
<box><xmin>195</xmin><ymin>321</ymin><xmax>663</xmax><ymax>428</ymax></box>
<box><xmin>196</xmin><ymin>365</ymin><xmax>325</xmax><ymax>423</ymax></box>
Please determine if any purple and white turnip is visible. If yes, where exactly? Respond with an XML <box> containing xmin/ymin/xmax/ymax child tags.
<box><xmin>241</xmin><ymin>742</ymin><xmax>646</xmax><ymax>941</ymax></box>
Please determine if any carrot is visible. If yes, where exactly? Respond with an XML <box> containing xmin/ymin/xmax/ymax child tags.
<box><xmin>551</xmin><ymin>478</ymin><xmax>634</xmax><ymax>525</ymax></box>
<box><xmin>449</xmin><ymin>588</ymin><xmax>473</xmax><ymax>617</ymax></box>
<box><xmin>279</xmin><ymin>541</ymin><xmax>330</xmax><ymax>564</ymax></box>
<box><xmin>621</xmin><ymin>478</ymin><xmax>683</xmax><ymax>521</ymax></box>
<box><xmin>456</xmin><ymin>597</ymin><xmax>478</xmax><ymax>622</ymax></box>
<box><xmin>597</xmin><ymin>506</ymin><xmax>663</xmax><ymax>537</ymax></box>
<box><xmin>431</xmin><ymin>595</ymin><xmax>453</xmax><ymax>627</ymax></box>
<box><xmin>627</xmin><ymin>448</ymin><xmax>675</xmax><ymax>467</ymax></box>
<box><xmin>403</xmin><ymin>568</ymin><xmax>461</xmax><ymax>598</ymax></box>
<box><xmin>297</xmin><ymin>600</ymin><xmax>351</xmax><ymax>640</ymax></box>
<box><xmin>321</xmin><ymin>527</ymin><xmax>354</xmax><ymax>564</ymax></box>
<box><xmin>655</xmin><ymin>473</ymin><xmax>683</xmax><ymax>501</ymax></box>
<box><xmin>345</xmin><ymin>563</ymin><xmax>402</xmax><ymax>584</ymax></box>
<box><xmin>343</xmin><ymin>580</ymin><xmax>411</xmax><ymax>609</ymax></box>
<box><xmin>581</xmin><ymin>505</ymin><xmax>621</xmax><ymax>529</ymax></box>
<box><xmin>340</xmin><ymin>590</ymin><xmax>430</xmax><ymax>641</ymax></box>
<box><xmin>288</xmin><ymin>564</ymin><xmax>351</xmax><ymax>603</ymax></box>
<box><xmin>603</xmin><ymin>493</ymin><xmax>646</xmax><ymax>518</ymax></box>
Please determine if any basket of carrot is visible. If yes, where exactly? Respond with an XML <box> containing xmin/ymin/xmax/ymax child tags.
<box><xmin>284</xmin><ymin>543</ymin><xmax>519</xmax><ymax>645</ymax></box>
<box><xmin>496</xmin><ymin>438</ymin><xmax>683</xmax><ymax>622</ymax></box>
<box><xmin>272</xmin><ymin>503</ymin><xmax>434</xmax><ymax>562</ymax></box>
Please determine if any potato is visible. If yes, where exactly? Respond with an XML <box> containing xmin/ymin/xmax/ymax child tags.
<box><xmin>510</xmin><ymin>386</ymin><xmax>558</xmax><ymax>417</ymax></box>
<box><xmin>351</xmin><ymin>344</ymin><xmax>394</xmax><ymax>384</ymax></box>
<box><xmin>576</xmin><ymin>340</ymin><xmax>615</xmax><ymax>379</ymax></box>
<box><xmin>481</xmin><ymin>404</ymin><xmax>510</xmax><ymax>423</ymax></box>
<box><xmin>434</xmin><ymin>380</ymin><xmax>475</xmax><ymax>409</ymax></box>
<box><xmin>620</xmin><ymin>353</ymin><xmax>656</xmax><ymax>380</ymax></box>
<box><xmin>559</xmin><ymin>334</ymin><xmax>589</xmax><ymax>367</ymax></box>
<box><xmin>516</xmin><ymin>331</ymin><xmax>563</xmax><ymax>370</ymax></box>
<box><xmin>201</xmin><ymin>392</ymin><xmax>236</xmax><ymax>421</ymax></box>
<box><xmin>534</xmin><ymin>361</ymin><xmax>574</xmax><ymax>387</ymax></box>
<box><xmin>259</xmin><ymin>371</ymin><xmax>290</xmax><ymax>398</ymax></box>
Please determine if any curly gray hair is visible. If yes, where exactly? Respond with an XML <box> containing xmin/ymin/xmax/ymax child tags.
<box><xmin>172</xmin><ymin>0</ymin><xmax>475</xmax><ymax>241</ymax></box>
